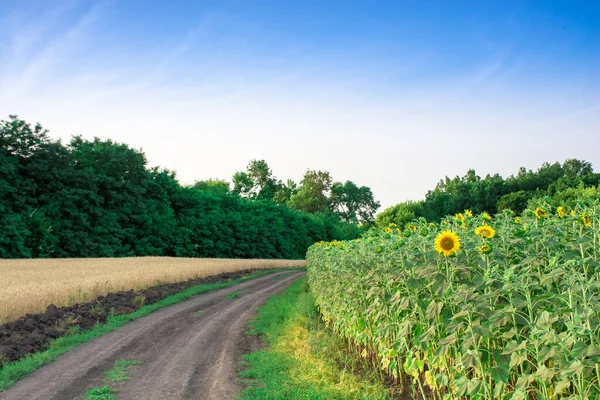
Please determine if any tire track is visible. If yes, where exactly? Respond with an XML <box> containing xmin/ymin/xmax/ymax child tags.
<box><xmin>0</xmin><ymin>271</ymin><xmax>304</xmax><ymax>400</ymax></box>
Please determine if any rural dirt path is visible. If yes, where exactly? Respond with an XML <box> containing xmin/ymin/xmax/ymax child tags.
<box><xmin>0</xmin><ymin>271</ymin><xmax>304</xmax><ymax>400</ymax></box>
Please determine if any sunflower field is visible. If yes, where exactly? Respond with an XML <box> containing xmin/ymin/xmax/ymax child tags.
<box><xmin>306</xmin><ymin>195</ymin><xmax>600</xmax><ymax>399</ymax></box>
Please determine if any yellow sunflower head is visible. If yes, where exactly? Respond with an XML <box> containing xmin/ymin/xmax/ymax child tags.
<box><xmin>514</xmin><ymin>217</ymin><xmax>522</xmax><ymax>224</ymax></box>
<box><xmin>534</xmin><ymin>208</ymin><xmax>547</xmax><ymax>219</ymax></box>
<box><xmin>482</xmin><ymin>212</ymin><xmax>492</xmax><ymax>221</ymax></box>
<box><xmin>464</xmin><ymin>209</ymin><xmax>473</xmax><ymax>217</ymax></box>
<box><xmin>434</xmin><ymin>231</ymin><xmax>460</xmax><ymax>256</ymax></box>
<box><xmin>475</xmin><ymin>225</ymin><xmax>496</xmax><ymax>239</ymax></box>
<box><xmin>407</xmin><ymin>223</ymin><xmax>417</xmax><ymax>231</ymax></box>
<box><xmin>455</xmin><ymin>213</ymin><xmax>464</xmax><ymax>222</ymax></box>
<box><xmin>557</xmin><ymin>206</ymin><xmax>565</xmax><ymax>218</ymax></box>
<box><xmin>582</xmin><ymin>213</ymin><xmax>591</xmax><ymax>227</ymax></box>
<box><xmin>385</xmin><ymin>227</ymin><xmax>392</xmax><ymax>233</ymax></box>
<box><xmin>479</xmin><ymin>243</ymin><xmax>492</xmax><ymax>254</ymax></box>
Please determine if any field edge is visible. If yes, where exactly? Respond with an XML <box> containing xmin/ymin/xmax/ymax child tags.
<box><xmin>238</xmin><ymin>277</ymin><xmax>390</xmax><ymax>400</ymax></box>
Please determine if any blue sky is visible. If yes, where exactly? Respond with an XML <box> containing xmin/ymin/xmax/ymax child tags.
<box><xmin>1</xmin><ymin>0</ymin><xmax>599</xmax><ymax>209</ymax></box>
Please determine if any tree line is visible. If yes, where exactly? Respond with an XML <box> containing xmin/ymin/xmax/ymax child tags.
<box><xmin>376</xmin><ymin>159</ymin><xmax>600</xmax><ymax>227</ymax></box>
<box><xmin>194</xmin><ymin>159</ymin><xmax>380</xmax><ymax>224</ymax></box>
<box><xmin>0</xmin><ymin>115</ymin><xmax>365</xmax><ymax>259</ymax></box>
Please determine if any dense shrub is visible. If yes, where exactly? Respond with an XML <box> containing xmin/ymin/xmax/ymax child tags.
<box><xmin>0</xmin><ymin>116</ymin><xmax>360</xmax><ymax>259</ymax></box>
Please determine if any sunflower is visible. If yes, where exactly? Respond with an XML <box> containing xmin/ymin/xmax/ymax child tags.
<box><xmin>475</xmin><ymin>225</ymin><xmax>496</xmax><ymax>239</ymax></box>
<box><xmin>534</xmin><ymin>208</ymin><xmax>547</xmax><ymax>219</ymax></box>
<box><xmin>464</xmin><ymin>209</ymin><xmax>473</xmax><ymax>217</ymax></box>
<box><xmin>479</xmin><ymin>243</ymin><xmax>492</xmax><ymax>254</ymax></box>
<box><xmin>455</xmin><ymin>213</ymin><xmax>464</xmax><ymax>222</ymax></box>
<box><xmin>514</xmin><ymin>217</ymin><xmax>522</xmax><ymax>224</ymax></box>
<box><xmin>557</xmin><ymin>206</ymin><xmax>565</xmax><ymax>218</ymax></box>
<box><xmin>482</xmin><ymin>212</ymin><xmax>492</xmax><ymax>221</ymax></box>
<box><xmin>582</xmin><ymin>213</ymin><xmax>591</xmax><ymax>227</ymax></box>
<box><xmin>407</xmin><ymin>223</ymin><xmax>417</xmax><ymax>231</ymax></box>
<box><xmin>434</xmin><ymin>231</ymin><xmax>460</xmax><ymax>256</ymax></box>
<box><xmin>385</xmin><ymin>227</ymin><xmax>392</xmax><ymax>233</ymax></box>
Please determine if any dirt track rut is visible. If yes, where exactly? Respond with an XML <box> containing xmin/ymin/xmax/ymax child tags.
<box><xmin>0</xmin><ymin>271</ymin><xmax>304</xmax><ymax>400</ymax></box>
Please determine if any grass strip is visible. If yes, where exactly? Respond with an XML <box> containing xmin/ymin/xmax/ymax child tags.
<box><xmin>103</xmin><ymin>359</ymin><xmax>142</xmax><ymax>383</ymax></box>
<box><xmin>239</xmin><ymin>277</ymin><xmax>389</xmax><ymax>400</ymax></box>
<box><xmin>225</xmin><ymin>291</ymin><xmax>244</xmax><ymax>299</ymax></box>
<box><xmin>83</xmin><ymin>385</ymin><xmax>118</xmax><ymax>400</ymax></box>
<box><xmin>269</xmin><ymin>271</ymin><xmax>294</xmax><ymax>281</ymax></box>
<box><xmin>83</xmin><ymin>359</ymin><xmax>141</xmax><ymax>399</ymax></box>
<box><xmin>0</xmin><ymin>268</ymin><xmax>300</xmax><ymax>392</ymax></box>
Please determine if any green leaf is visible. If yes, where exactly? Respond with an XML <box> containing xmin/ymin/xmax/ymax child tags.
<box><xmin>467</xmin><ymin>378</ymin><xmax>482</xmax><ymax>396</ymax></box>
<box><xmin>426</xmin><ymin>300</ymin><xmax>444</xmax><ymax>320</ymax></box>
<box><xmin>509</xmin><ymin>389</ymin><xmax>526</xmax><ymax>400</ymax></box>
<box><xmin>563</xmin><ymin>360</ymin><xmax>584</xmax><ymax>375</ymax></box>
<box><xmin>438</xmin><ymin>334</ymin><xmax>456</xmax><ymax>346</ymax></box>
<box><xmin>490</xmin><ymin>361</ymin><xmax>510</xmax><ymax>384</ymax></box>
<box><xmin>534</xmin><ymin>365</ymin><xmax>556</xmax><ymax>382</ymax></box>
<box><xmin>502</xmin><ymin>340</ymin><xmax>527</xmax><ymax>355</ymax></box>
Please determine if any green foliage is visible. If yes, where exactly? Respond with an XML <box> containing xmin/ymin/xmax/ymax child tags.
<box><xmin>287</xmin><ymin>170</ymin><xmax>333</xmax><ymax>214</ymax></box>
<box><xmin>330</xmin><ymin>180</ymin><xmax>380</xmax><ymax>224</ymax></box>
<box><xmin>378</xmin><ymin>159</ymin><xmax>600</xmax><ymax>228</ymax></box>
<box><xmin>233</xmin><ymin>159</ymin><xmax>281</xmax><ymax>201</ymax></box>
<box><xmin>191</xmin><ymin>179</ymin><xmax>231</xmax><ymax>195</ymax></box>
<box><xmin>375</xmin><ymin>200</ymin><xmax>424</xmax><ymax>228</ymax></box>
<box><xmin>103</xmin><ymin>359</ymin><xmax>142</xmax><ymax>382</ymax></box>
<box><xmin>240</xmin><ymin>277</ymin><xmax>389</xmax><ymax>400</ymax></box>
<box><xmin>308</xmin><ymin>195</ymin><xmax>600</xmax><ymax>399</ymax></box>
<box><xmin>83</xmin><ymin>386</ymin><xmax>118</xmax><ymax>400</ymax></box>
<box><xmin>0</xmin><ymin>116</ymin><xmax>360</xmax><ymax>259</ymax></box>
<box><xmin>232</xmin><ymin>160</ymin><xmax>380</xmax><ymax>224</ymax></box>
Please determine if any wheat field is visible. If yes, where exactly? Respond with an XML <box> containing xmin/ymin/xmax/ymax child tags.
<box><xmin>0</xmin><ymin>257</ymin><xmax>305</xmax><ymax>323</ymax></box>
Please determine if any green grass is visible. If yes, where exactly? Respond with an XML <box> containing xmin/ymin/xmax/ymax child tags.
<box><xmin>83</xmin><ymin>359</ymin><xmax>141</xmax><ymax>399</ymax></box>
<box><xmin>83</xmin><ymin>385</ymin><xmax>118</xmax><ymax>400</ymax></box>
<box><xmin>103</xmin><ymin>359</ymin><xmax>142</xmax><ymax>382</ymax></box>
<box><xmin>239</xmin><ymin>277</ymin><xmax>389</xmax><ymax>400</ymax></box>
<box><xmin>0</xmin><ymin>268</ymin><xmax>301</xmax><ymax>392</ymax></box>
<box><xmin>225</xmin><ymin>290</ymin><xmax>244</xmax><ymax>299</ymax></box>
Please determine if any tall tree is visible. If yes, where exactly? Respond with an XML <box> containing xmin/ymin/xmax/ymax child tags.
<box><xmin>287</xmin><ymin>170</ymin><xmax>332</xmax><ymax>213</ymax></box>
<box><xmin>330</xmin><ymin>180</ymin><xmax>380</xmax><ymax>224</ymax></box>
<box><xmin>232</xmin><ymin>159</ymin><xmax>280</xmax><ymax>200</ymax></box>
<box><xmin>273</xmin><ymin>179</ymin><xmax>298</xmax><ymax>204</ymax></box>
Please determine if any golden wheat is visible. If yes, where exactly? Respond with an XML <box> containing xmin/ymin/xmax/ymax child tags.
<box><xmin>0</xmin><ymin>257</ymin><xmax>304</xmax><ymax>323</ymax></box>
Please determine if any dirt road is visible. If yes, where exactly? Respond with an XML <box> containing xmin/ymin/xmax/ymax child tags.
<box><xmin>0</xmin><ymin>271</ymin><xmax>304</xmax><ymax>400</ymax></box>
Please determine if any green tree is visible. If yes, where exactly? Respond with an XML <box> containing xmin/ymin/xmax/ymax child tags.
<box><xmin>273</xmin><ymin>179</ymin><xmax>298</xmax><ymax>204</ymax></box>
<box><xmin>232</xmin><ymin>159</ymin><xmax>280</xmax><ymax>201</ymax></box>
<box><xmin>375</xmin><ymin>201</ymin><xmax>424</xmax><ymax>228</ymax></box>
<box><xmin>329</xmin><ymin>180</ymin><xmax>380</xmax><ymax>224</ymax></box>
<box><xmin>192</xmin><ymin>179</ymin><xmax>230</xmax><ymax>195</ymax></box>
<box><xmin>287</xmin><ymin>170</ymin><xmax>332</xmax><ymax>213</ymax></box>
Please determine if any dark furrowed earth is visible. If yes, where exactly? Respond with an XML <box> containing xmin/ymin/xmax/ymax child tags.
<box><xmin>0</xmin><ymin>271</ymin><xmax>304</xmax><ymax>400</ymax></box>
<box><xmin>0</xmin><ymin>268</ymin><xmax>276</xmax><ymax>364</ymax></box>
